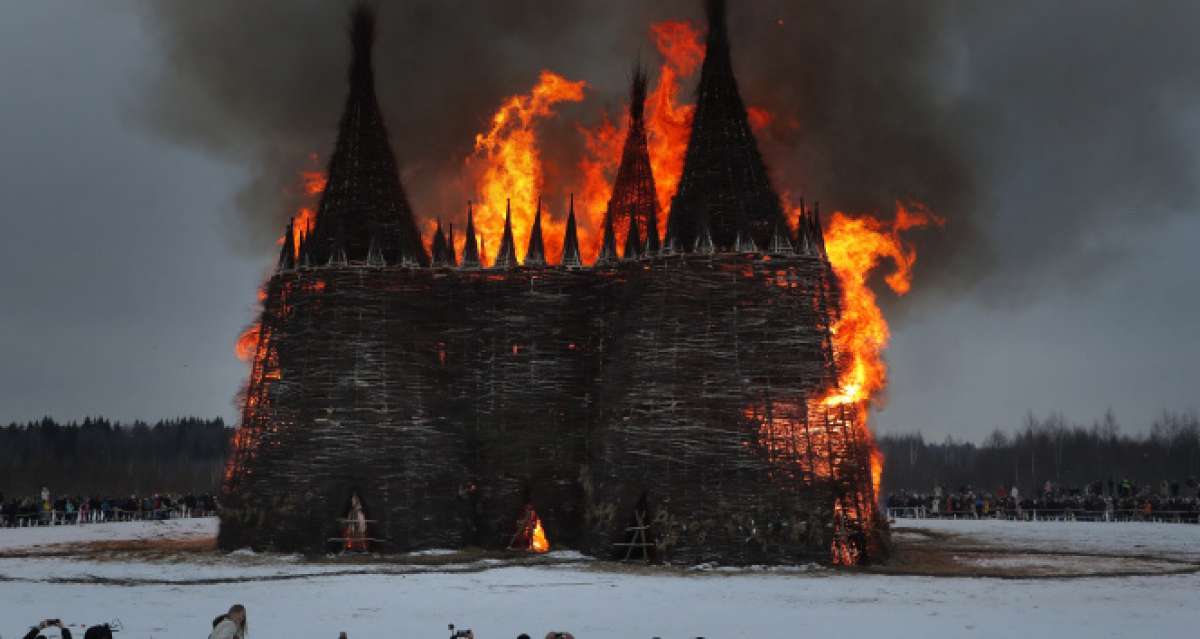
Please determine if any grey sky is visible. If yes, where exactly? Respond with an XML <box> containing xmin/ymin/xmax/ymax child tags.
<box><xmin>0</xmin><ymin>1</ymin><xmax>1196</xmax><ymax>440</ymax></box>
<box><xmin>0</xmin><ymin>2</ymin><xmax>260</xmax><ymax>424</ymax></box>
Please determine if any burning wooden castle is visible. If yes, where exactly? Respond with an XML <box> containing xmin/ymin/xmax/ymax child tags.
<box><xmin>221</xmin><ymin>1</ymin><xmax>885</xmax><ymax>565</ymax></box>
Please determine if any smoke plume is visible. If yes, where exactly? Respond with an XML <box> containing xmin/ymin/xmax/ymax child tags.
<box><xmin>134</xmin><ymin>0</ymin><xmax>1200</xmax><ymax>306</ymax></box>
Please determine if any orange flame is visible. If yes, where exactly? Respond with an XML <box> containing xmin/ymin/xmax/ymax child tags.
<box><xmin>820</xmin><ymin>203</ymin><xmax>943</xmax><ymax>408</ymax></box>
<box><xmin>645</xmin><ymin>20</ymin><xmax>703</xmax><ymax>231</ymax></box>
<box><xmin>469</xmin><ymin>71</ymin><xmax>586</xmax><ymax>265</ymax></box>
<box><xmin>301</xmin><ymin>170</ymin><xmax>327</xmax><ymax>196</ymax></box>
<box><xmin>746</xmin><ymin>106</ymin><xmax>773</xmax><ymax>132</ymax></box>
<box><xmin>275</xmin><ymin>157</ymin><xmax>326</xmax><ymax>259</ymax></box>
<box><xmin>576</xmin><ymin>110</ymin><xmax>626</xmax><ymax>261</ymax></box>
<box><xmin>817</xmin><ymin>201</ymin><xmax>944</xmax><ymax>504</ymax></box>
<box><xmin>576</xmin><ymin>20</ymin><xmax>704</xmax><ymax>259</ymax></box>
<box><xmin>235</xmin><ymin>324</ymin><xmax>260</xmax><ymax>362</ymax></box>
<box><xmin>531</xmin><ymin>516</ymin><xmax>550</xmax><ymax>553</ymax></box>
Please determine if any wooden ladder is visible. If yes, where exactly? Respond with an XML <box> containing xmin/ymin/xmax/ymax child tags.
<box><xmin>612</xmin><ymin>511</ymin><xmax>653</xmax><ymax>561</ymax></box>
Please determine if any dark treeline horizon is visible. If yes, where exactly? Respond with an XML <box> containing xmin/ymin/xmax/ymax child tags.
<box><xmin>880</xmin><ymin>410</ymin><xmax>1200</xmax><ymax>496</ymax></box>
<box><xmin>7</xmin><ymin>410</ymin><xmax>1199</xmax><ymax>502</ymax></box>
<box><xmin>1</xmin><ymin>416</ymin><xmax>232</xmax><ymax>498</ymax></box>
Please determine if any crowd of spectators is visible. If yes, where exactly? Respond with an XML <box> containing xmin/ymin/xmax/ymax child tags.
<box><xmin>0</xmin><ymin>487</ymin><xmax>217</xmax><ymax>527</ymax></box>
<box><xmin>886</xmin><ymin>478</ymin><xmax>1200</xmax><ymax>522</ymax></box>
<box><xmin>17</xmin><ymin>606</ymin><xmax>580</xmax><ymax>639</ymax></box>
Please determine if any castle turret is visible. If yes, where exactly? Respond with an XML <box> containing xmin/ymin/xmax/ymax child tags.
<box><xmin>305</xmin><ymin>6</ymin><xmax>428</xmax><ymax>266</ymax></box>
<box><xmin>644</xmin><ymin>197</ymin><xmax>661</xmax><ymax>255</ymax></box>
<box><xmin>601</xmin><ymin>68</ymin><xmax>660</xmax><ymax>257</ymax></box>
<box><xmin>278</xmin><ymin>220</ymin><xmax>296</xmax><ymax>271</ymax></box>
<box><xmin>430</xmin><ymin>220</ymin><xmax>450</xmax><ymax>266</ymax></box>
<box><xmin>366</xmin><ymin>236</ymin><xmax>387</xmax><ymax>267</ymax></box>
<box><xmin>525</xmin><ymin>197</ymin><xmax>547</xmax><ymax>267</ymax></box>
<box><xmin>461</xmin><ymin>201</ymin><xmax>481</xmax><ymax>268</ymax></box>
<box><xmin>560</xmin><ymin>194</ymin><xmax>582</xmax><ymax>268</ymax></box>
<box><xmin>493</xmin><ymin>199</ymin><xmax>518</xmax><ymax>269</ymax></box>
<box><xmin>623</xmin><ymin>206</ymin><xmax>641</xmax><ymax>260</ymax></box>
<box><xmin>665</xmin><ymin>0</ymin><xmax>786</xmax><ymax>252</ymax></box>
<box><xmin>596</xmin><ymin>203</ymin><xmax>618</xmax><ymax>265</ymax></box>
<box><xmin>767</xmin><ymin>219</ymin><xmax>793</xmax><ymax>256</ymax></box>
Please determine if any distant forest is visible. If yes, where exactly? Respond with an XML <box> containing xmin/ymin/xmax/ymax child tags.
<box><xmin>6</xmin><ymin>411</ymin><xmax>1199</xmax><ymax>501</ymax></box>
<box><xmin>0</xmin><ymin>417</ymin><xmax>232</xmax><ymax>498</ymax></box>
<box><xmin>879</xmin><ymin>411</ymin><xmax>1200</xmax><ymax>495</ymax></box>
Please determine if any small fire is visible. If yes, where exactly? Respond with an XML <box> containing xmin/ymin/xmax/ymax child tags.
<box><xmin>291</xmin><ymin>209</ymin><xmax>315</xmax><ymax>259</ymax></box>
<box><xmin>530</xmin><ymin>516</ymin><xmax>550</xmax><ymax>553</ymax></box>
<box><xmin>275</xmin><ymin>158</ymin><xmax>326</xmax><ymax>259</ymax></box>
<box><xmin>292</xmin><ymin>160</ymin><xmax>326</xmax><ymax>259</ymax></box>
<box><xmin>235</xmin><ymin>324</ymin><xmax>261</xmax><ymax>362</ymax></box>
<box><xmin>244</xmin><ymin>161</ymin><xmax>328</xmax><ymax>365</ymax></box>
<box><xmin>512</xmin><ymin>505</ymin><xmax>551</xmax><ymax>553</ymax></box>
<box><xmin>301</xmin><ymin>169</ymin><xmax>327</xmax><ymax>196</ymax></box>
<box><xmin>746</xmin><ymin>106</ymin><xmax>773</xmax><ymax>132</ymax></box>
<box><xmin>469</xmin><ymin>71</ymin><xmax>586</xmax><ymax>265</ymax></box>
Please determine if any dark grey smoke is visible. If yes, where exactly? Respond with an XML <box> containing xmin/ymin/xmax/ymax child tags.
<box><xmin>134</xmin><ymin>0</ymin><xmax>1200</xmax><ymax>304</ymax></box>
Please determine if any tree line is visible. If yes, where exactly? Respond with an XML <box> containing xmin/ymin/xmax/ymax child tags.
<box><xmin>0</xmin><ymin>417</ymin><xmax>232</xmax><ymax>498</ymax></box>
<box><xmin>7</xmin><ymin>410</ymin><xmax>1198</xmax><ymax>501</ymax></box>
<box><xmin>879</xmin><ymin>410</ymin><xmax>1200</xmax><ymax>495</ymax></box>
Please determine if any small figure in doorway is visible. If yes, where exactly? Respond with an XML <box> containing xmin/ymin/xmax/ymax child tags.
<box><xmin>343</xmin><ymin>492</ymin><xmax>368</xmax><ymax>552</ymax></box>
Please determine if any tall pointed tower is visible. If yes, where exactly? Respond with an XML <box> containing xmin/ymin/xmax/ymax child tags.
<box><xmin>665</xmin><ymin>0</ymin><xmax>785</xmax><ymax>252</ymax></box>
<box><xmin>602</xmin><ymin>69</ymin><xmax>661</xmax><ymax>255</ymax></box>
<box><xmin>525</xmin><ymin>198</ymin><xmax>547</xmax><ymax>267</ymax></box>
<box><xmin>461</xmin><ymin>202</ymin><xmax>481</xmax><ymax>268</ymax></box>
<box><xmin>306</xmin><ymin>7</ymin><xmax>428</xmax><ymax>266</ymax></box>
<box><xmin>560</xmin><ymin>195</ymin><xmax>583</xmax><ymax>268</ymax></box>
<box><xmin>493</xmin><ymin>200</ymin><xmax>519</xmax><ymax>269</ymax></box>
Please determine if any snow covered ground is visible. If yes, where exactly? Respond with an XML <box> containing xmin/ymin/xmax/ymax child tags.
<box><xmin>891</xmin><ymin>517</ymin><xmax>1200</xmax><ymax>561</ymax></box>
<box><xmin>2</xmin><ymin>518</ymin><xmax>1197</xmax><ymax>638</ymax></box>
<box><xmin>0</xmin><ymin>517</ymin><xmax>215</xmax><ymax>552</ymax></box>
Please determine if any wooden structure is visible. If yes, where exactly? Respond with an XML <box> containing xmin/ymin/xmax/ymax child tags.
<box><xmin>220</xmin><ymin>2</ymin><xmax>885</xmax><ymax>565</ymax></box>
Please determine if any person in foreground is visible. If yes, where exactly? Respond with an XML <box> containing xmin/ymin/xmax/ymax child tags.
<box><xmin>210</xmin><ymin>604</ymin><xmax>248</xmax><ymax>639</ymax></box>
<box><xmin>22</xmin><ymin>619</ymin><xmax>73</xmax><ymax>639</ymax></box>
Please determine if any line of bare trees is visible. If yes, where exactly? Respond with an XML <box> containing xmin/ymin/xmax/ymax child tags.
<box><xmin>7</xmin><ymin>410</ymin><xmax>1198</xmax><ymax>502</ymax></box>
<box><xmin>879</xmin><ymin>410</ymin><xmax>1200</xmax><ymax>495</ymax></box>
<box><xmin>0</xmin><ymin>417</ymin><xmax>231</xmax><ymax>498</ymax></box>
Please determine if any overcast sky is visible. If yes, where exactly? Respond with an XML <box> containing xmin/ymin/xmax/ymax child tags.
<box><xmin>1</xmin><ymin>1</ymin><xmax>1197</xmax><ymax>440</ymax></box>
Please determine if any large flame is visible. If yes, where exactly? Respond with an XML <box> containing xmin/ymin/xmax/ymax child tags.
<box><xmin>576</xmin><ymin>22</ymin><xmax>704</xmax><ymax>256</ymax></box>
<box><xmin>819</xmin><ymin>202</ymin><xmax>943</xmax><ymax>506</ymax></box>
<box><xmin>469</xmin><ymin>71</ymin><xmax>586</xmax><ymax>265</ymax></box>
<box><xmin>576</xmin><ymin>109</ymin><xmax>626</xmax><ymax>260</ymax></box>
<box><xmin>820</xmin><ymin>203</ymin><xmax>943</xmax><ymax>408</ymax></box>
<box><xmin>644</xmin><ymin>20</ymin><xmax>704</xmax><ymax>227</ymax></box>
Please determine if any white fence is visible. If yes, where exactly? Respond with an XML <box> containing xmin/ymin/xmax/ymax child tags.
<box><xmin>1</xmin><ymin>508</ymin><xmax>216</xmax><ymax>528</ymax></box>
<box><xmin>887</xmin><ymin>506</ymin><xmax>1200</xmax><ymax>524</ymax></box>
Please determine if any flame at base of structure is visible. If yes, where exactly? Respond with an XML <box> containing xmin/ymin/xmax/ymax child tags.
<box><xmin>511</xmin><ymin>504</ymin><xmax>551</xmax><ymax>554</ymax></box>
<box><xmin>531</xmin><ymin>517</ymin><xmax>550</xmax><ymax>554</ymax></box>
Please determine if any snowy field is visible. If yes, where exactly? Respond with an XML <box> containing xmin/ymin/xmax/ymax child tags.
<box><xmin>2</xmin><ymin>518</ymin><xmax>1198</xmax><ymax>638</ymax></box>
